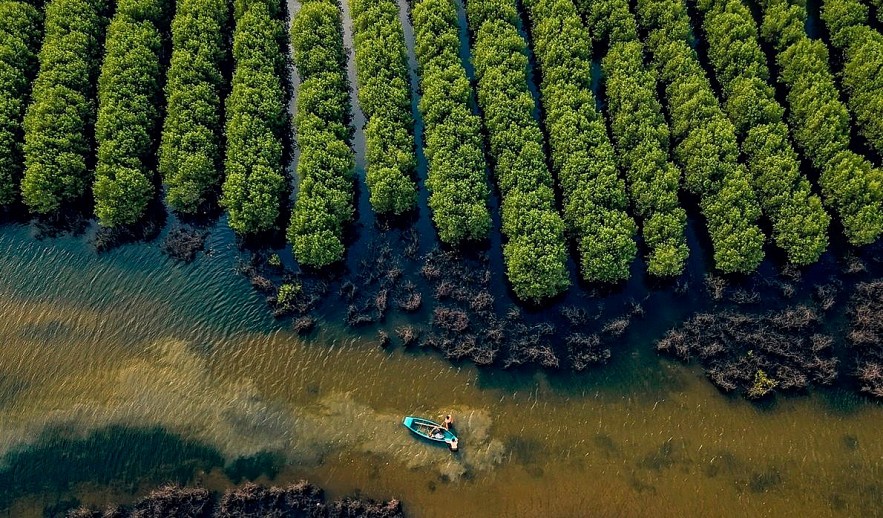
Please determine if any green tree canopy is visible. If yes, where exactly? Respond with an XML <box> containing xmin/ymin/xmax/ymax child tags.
<box><xmin>159</xmin><ymin>0</ymin><xmax>229</xmax><ymax>214</ymax></box>
<box><xmin>698</xmin><ymin>0</ymin><xmax>829</xmax><ymax>265</ymax></box>
<box><xmin>349</xmin><ymin>0</ymin><xmax>417</xmax><ymax>215</ymax></box>
<box><xmin>0</xmin><ymin>2</ymin><xmax>42</xmax><ymax>206</ymax></box>
<box><xmin>221</xmin><ymin>0</ymin><xmax>287</xmax><ymax>234</ymax></box>
<box><xmin>287</xmin><ymin>0</ymin><xmax>355</xmax><ymax>268</ymax></box>
<box><xmin>525</xmin><ymin>0</ymin><xmax>637</xmax><ymax>283</ymax></box>
<box><xmin>581</xmin><ymin>0</ymin><xmax>689</xmax><ymax>277</ymax></box>
<box><xmin>635</xmin><ymin>0</ymin><xmax>765</xmax><ymax>273</ymax></box>
<box><xmin>411</xmin><ymin>0</ymin><xmax>490</xmax><ymax>244</ymax></box>
<box><xmin>759</xmin><ymin>0</ymin><xmax>883</xmax><ymax>245</ymax></box>
<box><xmin>466</xmin><ymin>0</ymin><xmax>570</xmax><ymax>300</ymax></box>
<box><xmin>93</xmin><ymin>0</ymin><xmax>169</xmax><ymax>227</ymax></box>
<box><xmin>21</xmin><ymin>0</ymin><xmax>108</xmax><ymax>214</ymax></box>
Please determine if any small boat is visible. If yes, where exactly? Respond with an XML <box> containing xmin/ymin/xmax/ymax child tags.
<box><xmin>402</xmin><ymin>416</ymin><xmax>458</xmax><ymax>449</ymax></box>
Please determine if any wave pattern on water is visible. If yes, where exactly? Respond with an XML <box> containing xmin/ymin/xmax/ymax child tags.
<box><xmin>0</xmin><ymin>281</ymin><xmax>881</xmax><ymax>517</ymax></box>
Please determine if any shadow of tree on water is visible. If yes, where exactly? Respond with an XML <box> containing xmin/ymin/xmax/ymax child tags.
<box><xmin>0</xmin><ymin>425</ymin><xmax>224</xmax><ymax>513</ymax></box>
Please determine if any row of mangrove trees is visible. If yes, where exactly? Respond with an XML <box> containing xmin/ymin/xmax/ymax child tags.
<box><xmin>2</xmin><ymin>0</ymin><xmax>883</xmax><ymax>304</ymax></box>
<box><xmin>287</xmin><ymin>0</ymin><xmax>355</xmax><ymax>267</ymax></box>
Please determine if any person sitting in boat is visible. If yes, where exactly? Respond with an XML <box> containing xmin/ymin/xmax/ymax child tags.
<box><xmin>430</xmin><ymin>414</ymin><xmax>454</xmax><ymax>435</ymax></box>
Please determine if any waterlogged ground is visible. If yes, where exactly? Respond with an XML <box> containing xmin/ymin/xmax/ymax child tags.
<box><xmin>0</xmin><ymin>225</ymin><xmax>881</xmax><ymax>517</ymax></box>
<box><xmin>0</xmin><ymin>0</ymin><xmax>881</xmax><ymax>515</ymax></box>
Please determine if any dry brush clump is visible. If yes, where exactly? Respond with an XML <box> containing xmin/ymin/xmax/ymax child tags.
<box><xmin>559</xmin><ymin>298</ymin><xmax>642</xmax><ymax>371</ymax></box>
<box><xmin>657</xmin><ymin>305</ymin><xmax>839</xmax><ymax>398</ymax></box>
<box><xmin>395</xmin><ymin>325</ymin><xmax>420</xmax><ymax>347</ymax></box>
<box><xmin>237</xmin><ymin>253</ymin><xmax>329</xmax><ymax>320</ymax></box>
<box><xmin>502</xmin><ymin>316</ymin><xmax>560</xmax><ymax>369</ymax></box>
<box><xmin>395</xmin><ymin>281</ymin><xmax>422</xmax><ymax>312</ymax></box>
<box><xmin>559</xmin><ymin>305</ymin><xmax>590</xmax><ymax>326</ymax></box>
<box><xmin>68</xmin><ymin>485</ymin><xmax>213</xmax><ymax>517</ymax></box>
<box><xmin>814</xmin><ymin>282</ymin><xmax>841</xmax><ymax>312</ymax></box>
<box><xmin>847</xmin><ymin>281</ymin><xmax>883</xmax><ymax>398</ymax></box>
<box><xmin>433</xmin><ymin>307</ymin><xmax>470</xmax><ymax>332</ymax></box>
<box><xmin>293</xmin><ymin>316</ymin><xmax>316</xmax><ymax>335</ymax></box>
<box><xmin>343</xmin><ymin>233</ymin><xmax>423</xmax><ymax>327</ymax></box>
<box><xmin>162</xmin><ymin>226</ymin><xmax>209</xmax><ymax>263</ymax></box>
<box><xmin>566</xmin><ymin>333</ymin><xmax>608</xmax><ymax>371</ymax></box>
<box><xmin>68</xmin><ymin>481</ymin><xmax>403</xmax><ymax>517</ymax></box>
<box><xmin>601</xmin><ymin>316</ymin><xmax>631</xmax><ymax>337</ymax></box>
<box><xmin>328</xmin><ymin>497</ymin><xmax>404</xmax><ymax>518</ymax></box>
<box><xmin>419</xmin><ymin>248</ymin><xmax>502</xmax><ymax>365</ymax></box>
<box><xmin>705</xmin><ymin>274</ymin><xmax>728</xmax><ymax>301</ymax></box>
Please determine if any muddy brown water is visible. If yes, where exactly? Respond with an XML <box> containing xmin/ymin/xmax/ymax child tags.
<box><xmin>0</xmin><ymin>0</ymin><xmax>881</xmax><ymax>516</ymax></box>
<box><xmin>0</xmin><ymin>224</ymin><xmax>881</xmax><ymax>518</ymax></box>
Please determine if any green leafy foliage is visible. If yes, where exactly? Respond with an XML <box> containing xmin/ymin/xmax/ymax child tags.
<box><xmin>411</xmin><ymin>0</ymin><xmax>490</xmax><ymax>244</ymax></box>
<box><xmin>748</xmin><ymin>368</ymin><xmax>777</xmax><ymax>398</ymax></box>
<box><xmin>349</xmin><ymin>0</ymin><xmax>417</xmax><ymax>215</ymax></box>
<box><xmin>233</xmin><ymin>0</ymin><xmax>280</xmax><ymax>21</ymax></box>
<box><xmin>21</xmin><ymin>0</ymin><xmax>108</xmax><ymax>214</ymax></box>
<box><xmin>760</xmin><ymin>0</ymin><xmax>883</xmax><ymax>245</ymax></box>
<box><xmin>579</xmin><ymin>0</ymin><xmax>638</xmax><ymax>43</ymax></box>
<box><xmin>583</xmin><ymin>0</ymin><xmax>689</xmax><ymax>277</ymax></box>
<box><xmin>698</xmin><ymin>0</ymin><xmax>829</xmax><ymax>265</ymax></box>
<box><xmin>467</xmin><ymin>0</ymin><xmax>569</xmax><ymax>300</ymax></box>
<box><xmin>159</xmin><ymin>0</ymin><xmax>229</xmax><ymax>214</ymax></box>
<box><xmin>93</xmin><ymin>0</ymin><xmax>168</xmax><ymax>227</ymax></box>
<box><xmin>287</xmin><ymin>0</ymin><xmax>355</xmax><ymax>267</ymax></box>
<box><xmin>636</xmin><ymin>0</ymin><xmax>765</xmax><ymax>273</ymax></box>
<box><xmin>221</xmin><ymin>0</ymin><xmax>287</xmax><ymax>234</ymax></box>
<box><xmin>870</xmin><ymin>0</ymin><xmax>883</xmax><ymax>22</ymax></box>
<box><xmin>0</xmin><ymin>2</ymin><xmax>42</xmax><ymax>205</ymax></box>
<box><xmin>821</xmin><ymin>0</ymin><xmax>883</xmax><ymax>159</ymax></box>
<box><xmin>276</xmin><ymin>282</ymin><xmax>301</xmax><ymax>306</ymax></box>
<box><xmin>524</xmin><ymin>0</ymin><xmax>636</xmax><ymax>283</ymax></box>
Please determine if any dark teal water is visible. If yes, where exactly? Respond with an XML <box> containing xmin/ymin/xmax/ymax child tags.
<box><xmin>0</xmin><ymin>0</ymin><xmax>881</xmax><ymax>516</ymax></box>
<box><xmin>0</xmin><ymin>177</ymin><xmax>882</xmax><ymax>518</ymax></box>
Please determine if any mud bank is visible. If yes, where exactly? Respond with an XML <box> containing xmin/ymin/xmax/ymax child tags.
<box><xmin>67</xmin><ymin>482</ymin><xmax>403</xmax><ymax>518</ymax></box>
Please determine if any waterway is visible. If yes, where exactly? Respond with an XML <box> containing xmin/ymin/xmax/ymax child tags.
<box><xmin>0</xmin><ymin>0</ymin><xmax>881</xmax><ymax>515</ymax></box>
<box><xmin>0</xmin><ymin>218</ymin><xmax>880</xmax><ymax>517</ymax></box>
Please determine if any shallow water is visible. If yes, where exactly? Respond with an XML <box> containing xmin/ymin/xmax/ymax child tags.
<box><xmin>0</xmin><ymin>222</ymin><xmax>881</xmax><ymax>518</ymax></box>
<box><xmin>1</xmin><ymin>1</ymin><xmax>881</xmax><ymax>516</ymax></box>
